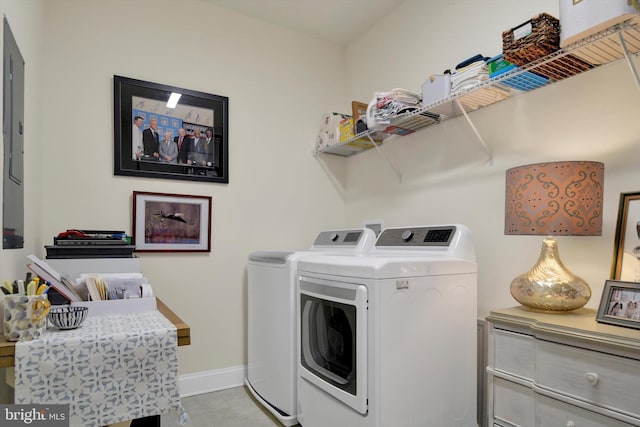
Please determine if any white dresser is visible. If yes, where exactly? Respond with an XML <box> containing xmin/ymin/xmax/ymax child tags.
<box><xmin>486</xmin><ymin>306</ymin><xmax>640</xmax><ymax>427</ymax></box>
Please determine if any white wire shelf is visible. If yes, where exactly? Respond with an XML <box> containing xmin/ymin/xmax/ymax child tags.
<box><xmin>315</xmin><ymin>16</ymin><xmax>640</xmax><ymax>158</ymax></box>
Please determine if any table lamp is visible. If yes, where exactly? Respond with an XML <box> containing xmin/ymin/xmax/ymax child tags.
<box><xmin>505</xmin><ymin>161</ymin><xmax>604</xmax><ymax>311</ymax></box>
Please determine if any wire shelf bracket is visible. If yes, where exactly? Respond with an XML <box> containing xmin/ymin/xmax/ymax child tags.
<box><xmin>367</xmin><ymin>133</ymin><xmax>403</xmax><ymax>183</ymax></box>
<box><xmin>454</xmin><ymin>99</ymin><xmax>493</xmax><ymax>164</ymax></box>
<box><xmin>618</xmin><ymin>30</ymin><xmax>640</xmax><ymax>91</ymax></box>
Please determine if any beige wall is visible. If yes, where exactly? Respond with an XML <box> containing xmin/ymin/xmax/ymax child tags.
<box><xmin>2</xmin><ymin>0</ymin><xmax>347</xmax><ymax>383</ymax></box>
<box><xmin>342</xmin><ymin>0</ymin><xmax>640</xmax><ymax>316</ymax></box>
<box><xmin>38</xmin><ymin>0</ymin><xmax>350</xmax><ymax>375</ymax></box>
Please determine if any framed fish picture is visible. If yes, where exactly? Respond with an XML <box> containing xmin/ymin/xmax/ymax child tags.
<box><xmin>132</xmin><ymin>191</ymin><xmax>212</xmax><ymax>252</ymax></box>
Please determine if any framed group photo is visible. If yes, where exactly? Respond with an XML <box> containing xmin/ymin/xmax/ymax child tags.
<box><xmin>114</xmin><ymin>75</ymin><xmax>229</xmax><ymax>184</ymax></box>
<box><xmin>596</xmin><ymin>280</ymin><xmax>640</xmax><ymax>329</ymax></box>
<box><xmin>132</xmin><ymin>191</ymin><xmax>212</xmax><ymax>252</ymax></box>
<box><xmin>611</xmin><ymin>192</ymin><xmax>640</xmax><ymax>282</ymax></box>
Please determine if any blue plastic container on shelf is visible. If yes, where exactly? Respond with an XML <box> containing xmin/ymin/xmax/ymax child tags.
<box><xmin>487</xmin><ymin>54</ymin><xmax>549</xmax><ymax>92</ymax></box>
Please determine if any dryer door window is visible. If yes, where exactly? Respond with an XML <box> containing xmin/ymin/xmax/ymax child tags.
<box><xmin>298</xmin><ymin>277</ymin><xmax>368</xmax><ymax>415</ymax></box>
<box><xmin>300</xmin><ymin>294</ymin><xmax>356</xmax><ymax>396</ymax></box>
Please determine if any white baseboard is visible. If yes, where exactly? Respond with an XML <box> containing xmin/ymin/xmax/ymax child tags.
<box><xmin>179</xmin><ymin>365</ymin><xmax>247</xmax><ymax>398</ymax></box>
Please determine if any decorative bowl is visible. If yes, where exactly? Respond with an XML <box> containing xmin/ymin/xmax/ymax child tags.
<box><xmin>47</xmin><ymin>306</ymin><xmax>88</xmax><ymax>330</ymax></box>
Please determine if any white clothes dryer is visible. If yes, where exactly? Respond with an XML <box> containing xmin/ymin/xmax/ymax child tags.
<box><xmin>297</xmin><ymin>225</ymin><xmax>478</xmax><ymax>427</ymax></box>
<box><xmin>245</xmin><ymin>228</ymin><xmax>376</xmax><ymax>426</ymax></box>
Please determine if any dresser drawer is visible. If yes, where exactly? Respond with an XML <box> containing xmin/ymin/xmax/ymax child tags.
<box><xmin>493</xmin><ymin>328</ymin><xmax>535</xmax><ymax>380</ymax></box>
<box><xmin>493</xmin><ymin>376</ymin><xmax>535</xmax><ymax>427</ymax></box>
<box><xmin>537</xmin><ymin>394</ymin><xmax>636</xmax><ymax>427</ymax></box>
<box><xmin>536</xmin><ymin>339</ymin><xmax>640</xmax><ymax>418</ymax></box>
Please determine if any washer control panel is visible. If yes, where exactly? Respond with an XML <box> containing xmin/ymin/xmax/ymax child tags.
<box><xmin>376</xmin><ymin>226</ymin><xmax>456</xmax><ymax>247</ymax></box>
<box><xmin>313</xmin><ymin>230</ymin><xmax>364</xmax><ymax>246</ymax></box>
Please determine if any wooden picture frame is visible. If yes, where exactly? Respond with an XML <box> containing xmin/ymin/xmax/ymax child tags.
<box><xmin>611</xmin><ymin>192</ymin><xmax>640</xmax><ymax>281</ymax></box>
<box><xmin>114</xmin><ymin>75</ymin><xmax>229</xmax><ymax>184</ymax></box>
<box><xmin>596</xmin><ymin>280</ymin><xmax>640</xmax><ymax>329</ymax></box>
<box><xmin>132</xmin><ymin>191</ymin><xmax>211</xmax><ymax>252</ymax></box>
<box><xmin>351</xmin><ymin>101</ymin><xmax>368</xmax><ymax>134</ymax></box>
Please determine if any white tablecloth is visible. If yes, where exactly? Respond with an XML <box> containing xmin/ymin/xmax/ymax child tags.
<box><xmin>14</xmin><ymin>310</ymin><xmax>184</xmax><ymax>427</ymax></box>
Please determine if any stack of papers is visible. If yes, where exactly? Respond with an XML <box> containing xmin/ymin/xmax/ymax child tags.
<box><xmin>79</xmin><ymin>273</ymin><xmax>152</xmax><ymax>301</ymax></box>
<box><xmin>26</xmin><ymin>255</ymin><xmax>153</xmax><ymax>302</ymax></box>
<box><xmin>370</xmin><ymin>88</ymin><xmax>422</xmax><ymax>126</ymax></box>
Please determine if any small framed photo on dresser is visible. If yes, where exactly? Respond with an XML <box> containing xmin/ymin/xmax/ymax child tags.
<box><xmin>596</xmin><ymin>280</ymin><xmax>640</xmax><ymax>329</ymax></box>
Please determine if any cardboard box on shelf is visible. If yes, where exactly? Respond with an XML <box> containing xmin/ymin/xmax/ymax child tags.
<box><xmin>560</xmin><ymin>0</ymin><xmax>639</xmax><ymax>49</ymax></box>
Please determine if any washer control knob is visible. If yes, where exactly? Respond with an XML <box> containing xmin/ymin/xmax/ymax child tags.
<box><xmin>401</xmin><ymin>230</ymin><xmax>414</xmax><ymax>242</ymax></box>
<box><xmin>330</xmin><ymin>233</ymin><xmax>339</xmax><ymax>242</ymax></box>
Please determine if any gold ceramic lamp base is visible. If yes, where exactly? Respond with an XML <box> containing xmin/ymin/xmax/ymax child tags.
<box><xmin>510</xmin><ymin>237</ymin><xmax>591</xmax><ymax>311</ymax></box>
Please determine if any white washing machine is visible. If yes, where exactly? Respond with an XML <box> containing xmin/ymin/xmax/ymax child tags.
<box><xmin>245</xmin><ymin>228</ymin><xmax>376</xmax><ymax>426</ymax></box>
<box><xmin>296</xmin><ymin>224</ymin><xmax>477</xmax><ymax>427</ymax></box>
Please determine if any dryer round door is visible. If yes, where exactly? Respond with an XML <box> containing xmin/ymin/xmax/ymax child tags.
<box><xmin>299</xmin><ymin>276</ymin><xmax>368</xmax><ymax>415</ymax></box>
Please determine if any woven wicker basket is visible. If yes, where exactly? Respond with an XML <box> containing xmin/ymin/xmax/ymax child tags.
<box><xmin>503</xmin><ymin>12</ymin><xmax>592</xmax><ymax>80</ymax></box>
<box><xmin>503</xmin><ymin>13</ymin><xmax>561</xmax><ymax>66</ymax></box>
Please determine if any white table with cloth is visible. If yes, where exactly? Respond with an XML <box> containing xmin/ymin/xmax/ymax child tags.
<box><xmin>13</xmin><ymin>310</ymin><xmax>189</xmax><ymax>427</ymax></box>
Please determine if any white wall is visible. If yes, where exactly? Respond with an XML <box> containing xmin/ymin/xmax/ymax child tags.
<box><xmin>341</xmin><ymin>0</ymin><xmax>640</xmax><ymax>316</ymax></box>
<box><xmin>37</xmin><ymin>0</ymin><xmax>347</xmax><ymax>376</ymax></box>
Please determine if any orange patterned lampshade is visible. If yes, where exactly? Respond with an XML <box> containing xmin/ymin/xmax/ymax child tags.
<box><xmin>505</xmin><ymin>161</ymin><xmax>604</xmax><ymax>236</ymax></box>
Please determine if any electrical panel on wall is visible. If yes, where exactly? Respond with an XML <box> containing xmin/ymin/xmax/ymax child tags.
<box><xmin>3</xmin><ymin>17</ymin><xmax>25</xmax><ymax>249</ymax></box>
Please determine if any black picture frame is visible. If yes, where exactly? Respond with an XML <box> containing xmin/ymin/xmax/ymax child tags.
<box><xmin>114</xmin><ymin>75</ymin><xmax>228</xmax><ymax>183</ymax></box>
<box><xmin>596</xmin><ymin>280</ymin><xmax>640</xmax><ymax>330</ymax></box>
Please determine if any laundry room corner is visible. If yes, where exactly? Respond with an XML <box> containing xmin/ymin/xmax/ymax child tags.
<box><xmin>339</xmin><ymin>0</ymin><xmax>640</xmax><ymax>319</ymax></box>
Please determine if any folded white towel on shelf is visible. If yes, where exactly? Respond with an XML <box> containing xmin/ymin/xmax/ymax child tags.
<box><xmin>451</xmin><ymin>60</ymin><xmax>489</xmax><ymax>95</ymax></box>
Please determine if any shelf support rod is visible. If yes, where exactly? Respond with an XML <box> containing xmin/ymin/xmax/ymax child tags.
<box><xmin>618</xmin><ymin>31</ymin><xmax>640</xmax><ymax>92</ymax></box>
<box><xmin>455</xmin><ymin>99</ymin><xmax>493</xmax><ymax>163</ymax></box>
<box><xmin>312</xmin><ymin>151</ymin><xmax>345</xmax><ymax>197</ymax></box>
<box><xmin>367</xmin><ymin>134</ymin><xmax>402</xmax><ymax>183</ymax></box>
